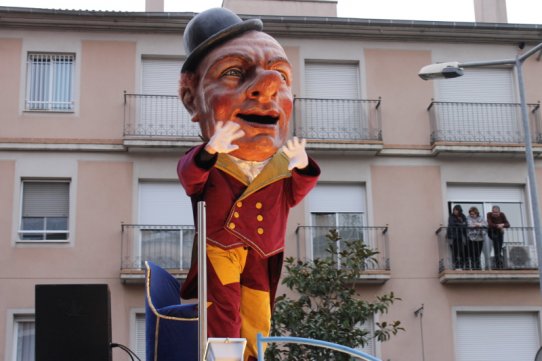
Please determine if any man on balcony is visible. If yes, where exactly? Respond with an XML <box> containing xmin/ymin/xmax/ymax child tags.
<box><xmin>177</xmin><ymin>8</ymin><xmax>320</xmax><ymax>360</ymax></box>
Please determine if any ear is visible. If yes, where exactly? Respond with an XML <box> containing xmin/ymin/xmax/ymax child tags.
<box><xmin>179</xmin><ymin>72</ymin><xmax>199</xmax><ymax>122</ymax></box>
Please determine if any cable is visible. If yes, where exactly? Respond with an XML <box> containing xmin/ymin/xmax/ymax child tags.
<box><xmin>110</xmin><ymin>342</ymin><xmax>142</xmax><ymax>361</ymax></box>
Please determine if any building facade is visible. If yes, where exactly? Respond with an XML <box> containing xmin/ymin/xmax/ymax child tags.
<box><xmin>1</xmin><ymin>1</ymin><xmax>542</xmax><ymax>360</ymax></box>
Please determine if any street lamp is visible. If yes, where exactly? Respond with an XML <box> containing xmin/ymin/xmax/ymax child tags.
<box><xmin>419</xmin><ymin>42</ymin><xmax>542</xmax><ymax>293</ymax></box>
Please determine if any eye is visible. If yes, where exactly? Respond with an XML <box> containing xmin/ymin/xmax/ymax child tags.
<box><xmin>221</xmin><ymin>67</ymin><xmax>243</xmax><ymax>78</ymax></box>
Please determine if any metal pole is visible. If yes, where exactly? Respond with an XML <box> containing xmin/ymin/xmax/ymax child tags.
<box><xmin>198</xmin><ymin>201</ymin><xmax>207</xmax><ymax>360</ymax></box>
<box><xmin>515</xmin><ymin>59</ymin><xmax>542</xmax><ymax>297</ymax></box>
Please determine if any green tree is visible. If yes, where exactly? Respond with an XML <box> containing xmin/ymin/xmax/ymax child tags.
<box><xmin>267</xmin><ymin>229</ymin><xmax>404</xmax><ymax>360</ymax></box>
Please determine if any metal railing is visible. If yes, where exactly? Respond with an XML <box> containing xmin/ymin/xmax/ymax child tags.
<box><xmin>123</xmin><ymin>93</ymin><xmax>200</xmax><ymax>138</ymax></box>
<box><xmin>428</xmin><ymin>101</ymin><xmax>541</xmax><ymax>144</ymax></box>
<box><xmin>121</xmin><ymin>224</ymin><xmax>195</xmax><ymax>271</ymax></box>
<box><xmin>295</xmin><ymin>226</ymin><xmax>389</xmax><ymax>271</ymax></box>
<box><xmin>436</xmin><ymin>226</ymin><xmax>538</xmax><ymax>272</ymax></box>
<box><xmin>293</xmin><ymin>98</ymin><xmax>382</xmax><ymax>141</ymax></box>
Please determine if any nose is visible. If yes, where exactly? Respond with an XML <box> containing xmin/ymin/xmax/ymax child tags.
<box><xmin>246</xmin><ymin>70</ymin><xmax>282</xmax><ymax>102</ymax></box>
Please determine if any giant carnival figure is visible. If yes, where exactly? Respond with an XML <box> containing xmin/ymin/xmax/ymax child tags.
<box><xmin>177</xmin><ymin>7</ymin><xmax>320</xmax><ymax>360</ymax></box>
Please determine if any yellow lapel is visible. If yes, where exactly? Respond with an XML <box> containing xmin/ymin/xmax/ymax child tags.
<box><xmin>238</xmin><ymin>151</ymin><xmax>291</xmax><ymax>201</ymax></box>
<box><xmin>215</xmin><ymin>153</ymin><xmax>250</xmax><ymax>186</ymax></box>
<box><xmin>215</xmin><ymin>151</ymin><xmax>292</xmax><ymax>200</ymax></box>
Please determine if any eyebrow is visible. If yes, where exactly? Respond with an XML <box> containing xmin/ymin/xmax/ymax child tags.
<box><xmin>211</xmin><ymin>52</ymin><xmax>252</xmax><ymax>66</ymax></box>
<box><xmin>267</xmin><ymin>56</ymin><xmax>291</xmax><ymax>67</ymax></box>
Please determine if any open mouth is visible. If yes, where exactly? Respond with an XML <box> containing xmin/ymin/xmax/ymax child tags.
<box><xmin>237</xmin><ymin>113</ymin><xmax>279</xmax><ymax>125</ymax></box>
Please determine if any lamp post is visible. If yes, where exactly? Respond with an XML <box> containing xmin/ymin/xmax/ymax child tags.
<box><xmin>419</xmin><ymin>42</ymin><xmax>542</xmax><ymax>293</ymax></box>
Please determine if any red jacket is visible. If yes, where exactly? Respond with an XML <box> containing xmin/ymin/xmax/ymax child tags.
<box><xmin>178</xmin><ymin>144</ymin><xmax>320</xmax><ymax>258</ymax></box>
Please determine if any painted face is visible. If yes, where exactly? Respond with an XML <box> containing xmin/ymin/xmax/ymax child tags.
<box><xmin>189</xmin><ymin>31</ymin><xmax>293</xmax><ymax>161</ymax></box>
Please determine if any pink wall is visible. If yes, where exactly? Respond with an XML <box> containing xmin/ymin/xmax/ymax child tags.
<box><xmin>370</xmin><ymin>165</ymin><xmax>452</xmax><ymax>360</ymax></box>
<box><xmin>365</xmin><ymin>49</ymin><xmax>434</xmax><ymax>148</ymax></box>
<box><xmin>0</xmin><ymin>38</ymin><xmax>21</xmax><ymax>121</ymax></box>
<box><xmin>3</xmin><ymin>40</ymin><xmax>136</xmax><ymax>143</ymax></box>
<box><xmin>75</xmin><ymin>160</ymin><xmax>133</xmax><ymax>274</ymax></box>
<box><xmin>524</xmin><ymin>55</ymin><xmax>542</xmax><ymax>105</ymax></box>
<box><xmin>79</xmin><ymin>40</ymin><xmax>136</xmax><ymax>139</ymax></box>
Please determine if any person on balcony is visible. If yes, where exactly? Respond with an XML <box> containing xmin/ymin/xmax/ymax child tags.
<box><xmin>487</xmin><ymin>205</ymin><xmax>510</xmax><ymax>269</ymax></box>
<box><xmin>466</xmin><ymin>206</ymin><xmax>487</xmax><ymax>270</ymax></box>
<box><xmin>447</xmin><ymin>205</ymin><xmax>467</xmax><ymax>269</ymax></box>
<box><xmin>176</xmin><ymin>8</ymin><xmax>320</xmax><ymax>360</ymax></box>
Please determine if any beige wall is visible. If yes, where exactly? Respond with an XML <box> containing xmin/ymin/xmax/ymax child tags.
<box><xmin>365</xmin><ymin>49</ymin><xmax>434</xmax><ymax>148</ymax></box>
<box><xmin>79</xmin><ymin>41</ymin><xmax>136</xmax><ymax>140</ymax></box>
<box><xmin>0</xmin><ymin>38</ymin><xmax>21</xmax><ymax>121</ymax></box>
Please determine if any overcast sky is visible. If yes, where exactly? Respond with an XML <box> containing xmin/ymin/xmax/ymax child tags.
<box><xmin>0</xmin><ymin>0</ymin><xmax>540</xmax><ymax>24</ymax></box>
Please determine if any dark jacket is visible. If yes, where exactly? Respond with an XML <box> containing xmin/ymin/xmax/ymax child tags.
<box><xmin>447</xmin><ymin>213</ymin><xmax>467</xmax><ymax>242</ymax></box>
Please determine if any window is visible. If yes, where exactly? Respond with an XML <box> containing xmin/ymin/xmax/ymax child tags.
<box><xmin>455</xmin><ymin>311</ymin><xmax>540</xmax><ymax>361</ymax></box>
<box><xmin>134</xmin><ymin>313</ymin><xmax>146</xmax><ymax>361</ymax></box>
<box><xmin>12</xmin><ymin>315</ymin><xmax>35</xmax><ymax>361</ymax></box>
<box><xmin>356</xmin><ymin>315</ymin><xmax>376</xmax><ymax>357</ymax></box>
<box><xmin>446</xmin><ymin>184</ymin><xmax>534</xmax><ymax>269</ymax></box>
<box><xmin>435</xmin><ymin>68</ymin><xmax>519</xmax><ymax>142</ymax></box>
<box><xmin>132</xmin><ymin>58</ymin><xmax>197</xmax><ymax>137</ymax></box>
<box><xmin>301</xmin><ymin>61</ymin><xmax>364</xmax><ymax>139</ymax></box>
<box><xmin>19</xmin><ymin>180</ymin><xmax>70</xmax><ymax>241</ymax></box>
<box><xmin>138</xmin><ymin>182</ymin><xmax>193</xmax><ymax>269</ymax></box>
<box><xmin>307</xmin><ymin>184</ymin><xmax>366</xmax><ymax>260</ymax></box>
<box><xmin>26</xmin><ymin>53</ymin><xmax>75</xmax><ymax>111</ymax></box>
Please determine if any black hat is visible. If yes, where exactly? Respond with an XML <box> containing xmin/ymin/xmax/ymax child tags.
<box><xmin>181</xmin><ymin>8</ymin><xmax>263</xmax><ymax>73</ymax></box>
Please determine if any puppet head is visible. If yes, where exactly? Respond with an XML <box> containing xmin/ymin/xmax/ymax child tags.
<box><xmin>180</xmin><ymin>8</ymin><xmax>293</xmax><ymax>161</ymax></box>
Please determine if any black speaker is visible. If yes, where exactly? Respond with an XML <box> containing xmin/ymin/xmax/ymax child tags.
<box><xmin>35</xmin><ymin>284</ymin><xmax>112</xmax><ymax>361</ymax></box>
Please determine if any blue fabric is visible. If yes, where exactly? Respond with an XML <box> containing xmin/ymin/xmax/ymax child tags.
<box><xmin>145</xmin><ymin>261</ymin><xmax>198</xmax><ymax>361</ymax></box>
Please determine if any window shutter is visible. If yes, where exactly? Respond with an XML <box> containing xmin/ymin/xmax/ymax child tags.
<box><xmin>305</xmin><ymin>62</ymin><xmax>361</xmax><ymax>99</ymax></box>
<box><xmin>134</xmin><ymin>313</ymin><xmax>146</xmax><ymax>361</ymax></box>
<box><xmin>138</xmin><ymin>182</ymin><xmax>193</xmax><ymax>225</ymax></box>
<box><xmin>447</xmin><ymin>184</ymin><xmax>524</xmax><ymax>203</ymax></box>
<box><xmin>455</xmin><ymin>312</ymin><xmax>540</xmax><ymax>361</ymax></box>
<box><xmin>308</xmin><ymin>183</ymin><xmax>366</xmax><ymax>213</ymax></box>
<box><xmin>22</xmin><ymin>182</ymin><xmax>69</xmax><ymax>217</ymax></box>
<box><xmin>437</xmin><ymin>68</ymin><xmax>514</xmax><ymax>103</ymax></box>
<box><xmin>142</xmin><ymin>59</ymin><xmax>183</xmax><ymax>95</ymax></box>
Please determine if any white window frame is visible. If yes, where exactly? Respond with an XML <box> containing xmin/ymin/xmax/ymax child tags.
<box><xmin>18</xmin><ymin>179</ymin><xmax>71</xmax><ymax>243</ymax></box>
<box><xmin>7</xmin><ymin>310</ymin><xmax>35</xmax><ymax>361</ymax></box>
<box><xmin>452</xmin><ymin>306</ymin><xmax>542</xmax><ymax>361</ymax></box>
<box><xmin>130</xmin><ymin>308</ymin><xmax>146</xmax><ymax>361</ymax></box>
<box><xmin>25</xmin><ymin>52</ymin><xmax>75</xmax><ymax>112</ymax></box>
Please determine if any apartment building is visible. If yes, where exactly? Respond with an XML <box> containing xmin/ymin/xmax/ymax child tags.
<box><xmin>1</xmin><ymin>0</ymin><xmax>542</xmax><ymax>360</ymax></box>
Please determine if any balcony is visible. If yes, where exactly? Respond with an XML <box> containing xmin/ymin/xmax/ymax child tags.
<box><xmin>436</xmin><ymin>226</ymin><xmax>539</xmax><ymax>283</ymax></box>
<box><xmin>295</xmin><ymin>226</ymin><xmax>390</xmax><ymax>284</ymax></box>
<box><xmin>123</xmin><ymin>93</ymin><xmax>201</xmax><ymax>148</ymax></box>
<box><xmin>293</xmin><ymin>98</ymin><xmax>383</xmax><ymax>152</ymax></box>
<box><xmin>428</xmin><ymin>101</ymin><xmax>542</xmax><ymax>155</ymax></box>
<box><xmin>120</xmin><ymin>224</ymin><xmax>194</xmax><ymax>283</ymax></box>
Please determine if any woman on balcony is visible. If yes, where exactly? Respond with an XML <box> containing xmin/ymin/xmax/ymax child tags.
<box><xmin>447</xmin><ymin>205</ymin><xmax>467</xmax><ymax>269</ymax></box>
<box><xmin>466</xmin><ymin>207</ymin><xmax>487</xmax><ymax>270</ymax></box>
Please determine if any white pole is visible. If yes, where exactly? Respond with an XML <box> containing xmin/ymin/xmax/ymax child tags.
<box><xmin>197</xmin><ymin>201</ymin><xmax>207</xmax><ymax>360</ymax></box>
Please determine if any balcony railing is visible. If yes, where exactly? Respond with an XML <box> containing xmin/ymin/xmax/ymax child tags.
<box><xmin>436</xmin><ymin>226</ymin><xmax>538</xmax><ymax>273</ymax></box>
<box><xmin>295</xmin><ymin>226</ymin><xmax>389</xmax><ymax>272</ymax></box>
<box><xmin>428</xmin><ymin>101</ymin><xmax>541</xmax><ymax>144</ymax></box>
<box><xmin>293</xmin><ymin>98</ymin><xmax>382</xmax><ymax>142</ymax></box>
<box><xmin>121</xmin><ymin>224</ymin><xmax>195</xmax><ymax>272</ymax></box>
<box><xmin>123</xmin><ymin>93</ymin><xmax>200</xmax><ymax>139</ymax></box>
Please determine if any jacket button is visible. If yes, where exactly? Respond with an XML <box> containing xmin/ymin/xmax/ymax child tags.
<box><xmin>257</xmin><ymin>215</ymin><xmax>263</xmax><ymax>222</ymax></box>
<box><xmin>229</xmin><ymin>222</ymin><xmax>236</xmax><ymax>230</ymax></box>
<box><xmin>237</xmin><ymin>201</ymin><xmax>243</xmax><ymax>208</ymax></box>
<box><xmin>234</xmin><ymin>212</ymin><xmax>240</xmax><ymax>218</ymax></box>
<box><xmin>257</xmin><ymin>227</ymin><xmax>264</xmax><ymax>235</ymax></box>
<box><xmin>255</xmin><ymin>202</ymin><xmax>263</xmax><ymax>209</ymax></box>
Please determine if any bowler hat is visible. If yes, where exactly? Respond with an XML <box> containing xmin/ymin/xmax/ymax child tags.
<box><xmin>181</xmin><ymin>8</ymin><xmax>263</xmax><ymax>73</ymax></box>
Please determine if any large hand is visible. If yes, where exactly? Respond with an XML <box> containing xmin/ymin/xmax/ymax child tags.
<box><xmin>205</xmin><ymin>121</ymin><xmax>245</xmax><ymax>154</ymax></box>
<box><xmin>282</xmin><ymin>137</ymin><xmax>308</xmax><ymax>170</ymax></box>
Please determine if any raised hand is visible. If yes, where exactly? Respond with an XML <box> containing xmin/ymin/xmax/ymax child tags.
<box><xmin>205</xmin><ymin>121</ymin><xmax>245</xmax><ymax>154</ymax></box>
<box><xmin>282</xmin><ymin>137</ymin><xmax>308</xmax><ymax>170</ymax></box>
